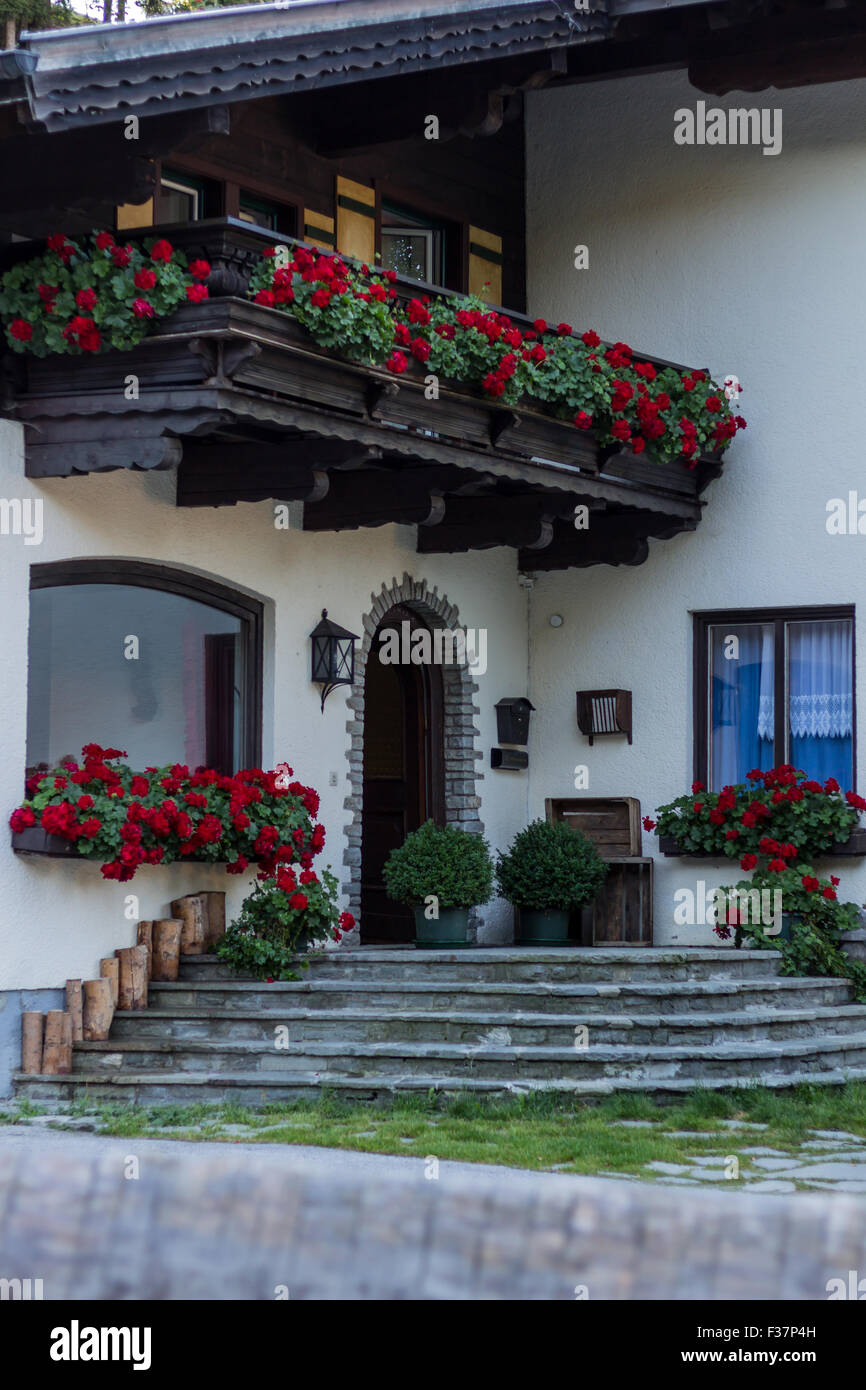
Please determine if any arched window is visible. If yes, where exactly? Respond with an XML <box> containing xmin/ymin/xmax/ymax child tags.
<box><xmin>27</xmin><ymin>561</ymin><xmax>263</xmax><ymax>776</ymax></box>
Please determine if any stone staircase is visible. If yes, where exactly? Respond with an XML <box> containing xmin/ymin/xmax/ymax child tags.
<box><xmin>14</xmin><ymin>947</ymin><xmax>866</xmax><ymax>1106</ymax></box>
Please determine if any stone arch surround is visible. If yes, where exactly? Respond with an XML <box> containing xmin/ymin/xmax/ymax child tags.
<box><xmin>342</xmin><ymin>573</ymin><xmax>484</xmax><ymax>932</ymax></box>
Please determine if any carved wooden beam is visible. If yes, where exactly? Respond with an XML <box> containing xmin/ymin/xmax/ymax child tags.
<box><xmin>520</xmin><ymin>510</ymin><xmax>698</xmax><ymax>572</ymax></box>
<box><xmin>28</xmin><ymin>434</ymin><xmax>182</xmax><ymax>478</ymax></box>
<box><xmin>366</xmin><ymin>379</ymin><xmax>401</xmax><ymax>421</ymax></box>
<box><xmin>418</xmin><ymin>491</ymin><xmax>581</xmax><ymax>554</ymax></box>
<box><xmin>303</xmin><ymin>465</ymin><xmax>462</xmax><ymax>531</ymax></box>
<box><xmin>175</xmin><ymin>438</ymin><xmax>382</xmax><ymax>506</ymax></box>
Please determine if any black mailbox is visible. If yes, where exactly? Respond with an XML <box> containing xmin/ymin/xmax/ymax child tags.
<box><xmin>495</xmin><ymin>697</ymin><xmax>535</xmax><ymax>745</ymax></box>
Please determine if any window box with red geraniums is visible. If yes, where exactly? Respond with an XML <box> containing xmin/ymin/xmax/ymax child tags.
<box><xmin>7</xmin><ymin>746</ymin><xmax>354</xmax><ymax>940</ymax></box>
<box><xmin>248</xmin><ymin>247</ymin><xmax>746</xmax><ymax>469</ymax></box>
<box><xmin>0</xmin><ymin>232</ymin><xmax>210</xmax><ymax>356</ymax></box>
<box><xmin>646</xmin><ymin>766</ymin><xmax>866</xmax><ymax>860</ymax></box>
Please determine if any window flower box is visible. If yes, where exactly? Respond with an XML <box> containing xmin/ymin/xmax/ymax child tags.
<box><xmin>11</xmin><ymin>826</ymin><xmax>78</xmax><ymax>857</ymax></box>
<box><xmin>658</xmin><ymin>828</ymin><xmax>866</xmax><ymax>858</ymax></box>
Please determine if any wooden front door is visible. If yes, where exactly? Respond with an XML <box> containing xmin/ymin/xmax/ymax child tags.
<box><xmin>361</xmin><ymin>605</ymin><xmax>444</xmax><ymax>943</ymax></box>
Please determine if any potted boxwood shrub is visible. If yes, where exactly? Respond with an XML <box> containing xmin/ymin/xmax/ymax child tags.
<box><xmin>382</xmin><ymin>820</ymin><xmax>494</xmax><ymax>948</ymax></box>
<box><xmin>496</xmin><ymin>818</ymin><xmax>607</xmax><ymax>945</ymax></box>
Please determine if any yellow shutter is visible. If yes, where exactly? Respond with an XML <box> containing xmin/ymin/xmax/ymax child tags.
<box><xmin>116</xmin><ymin>199</ymin><xmax>154</xmax><ymax>231</ymax></box>
<box><xmin>468</xmin><ymin>226</ymin><xmax>503</xmax><ymax>304</ymax></box>
<box><xmin>336</xmin><ymin>176</ymin><xmax>376</xmax><ymax>263</ymax></box>
<box><xmin>303</xmin><ymin>208</ymin><xmax>336</xmax><ymax>250</ymax></box>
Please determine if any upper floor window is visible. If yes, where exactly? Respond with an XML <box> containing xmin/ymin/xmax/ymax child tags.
<box><xmin>238</xmin><ymin>192</ymin><xmax>297</xmax><ymax>236</ymax></box>
<box><xmin>27</xmin><ymin>562</ymin><xmax>262</xmax><ymax>777</ymax></box>
<box><xmin>694</xmin><ymin>607</ymin><xmax>855</xmax><ymax>791</ymax></box>
<box><xmin>157</xmin><ymin>167</ymin><xmax>222</xmax><ymax>224</ymax></box>
<box><xmin>380</xmin><ymin>202</ymin><xmax>446</xmax><ymax>284</ymax></box>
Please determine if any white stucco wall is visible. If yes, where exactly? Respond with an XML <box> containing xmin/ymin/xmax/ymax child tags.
<box><xmin>525</xmin><ymin>71</ymin><xmax>866</xmax><ymax>943</ymax></box>
<box><xmin>0</xmin><ymin>418</ymin><xmax>530</xmax><ymax>989</ymax></box>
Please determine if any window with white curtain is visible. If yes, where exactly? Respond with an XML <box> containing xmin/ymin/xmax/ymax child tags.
<box><xmin>695</xmin><ymin>608</ymin><xmax>855</xmax><ymax>791</ymax></box>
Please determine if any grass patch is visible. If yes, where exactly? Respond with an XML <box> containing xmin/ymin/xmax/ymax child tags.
<box><xmin>9</xmin><ymin>1081</ymin><xmax>857</xmax><ymax>1184</ymax></box>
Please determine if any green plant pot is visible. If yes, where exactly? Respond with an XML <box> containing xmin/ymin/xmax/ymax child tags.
<box><xmin>516</xmin><ymin>908</ymin><xmax>571</xmax><ymax>946</ymax></box>
<box><xmin>413</xmin><ymin>906</ymin><xmax>472</xmax><ymax>949</ymax></box>
<box><xmin>778</xmin><ymin>912</ymin><xmax>799</xmax><ymax>944</ymax></box>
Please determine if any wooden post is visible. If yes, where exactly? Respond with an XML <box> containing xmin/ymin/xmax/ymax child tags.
<box><xmin>21</xmin><ymin>1012</ymin><xmax>43</xmax><ymax>1074</ymax></box>
<box><xmin>60</xmin><ymin>1013</ymin><xmax>73</xmax><ymax>1073</ymax></box>
<box><xmin>203</xmin><ymin>891</ymin><xmax>227</xmax><ymax>947</ymax></box>
<box><xmin>100</xmin><ymin>957</ymin><xmax>119</xmax><ymax>1007</ymax></box>
<box><xmin>65</xmin><ymin>980</ymin><xmax>84</xmax><ymax>1042</ymax></box>
<box><xmin>115</xmin><ymin>944</ymin><xmax>148</xmax><ymax>1010</ymax></box>
<box><xmin>137</xmin><ymin>920</ymin><xmax>154</xmax><ymax>978</ymax></box>
<box><xmin>83</xmin><ymin>978</ymin><xmax>114</xmax><ymax>1041</ymax></box>
<box><xmin>171</xmin><ymin>894</ymin><xmax>209</xmax><ymax>955</ymax></box>
<box><xmin>151</xmin><ymin>918</ymin><xmax>184</xmax><ymax>982</ymax></box>
<box><xmin>42</xmin><ymin>1010</ymin><xmax>71</xmax><ymax>1074</ymax></box>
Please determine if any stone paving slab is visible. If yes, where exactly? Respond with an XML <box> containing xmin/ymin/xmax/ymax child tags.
<box><xmin>2</xmin><ymin>1129</ymin><xmax>866</xmax><ymax>1299</ymax></box>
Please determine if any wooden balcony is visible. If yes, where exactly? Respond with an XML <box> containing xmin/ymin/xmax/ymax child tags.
<box><xmin>4</xmin><ymin>219</ymin><xmax>726</xmax><ymax>571</ymax></box>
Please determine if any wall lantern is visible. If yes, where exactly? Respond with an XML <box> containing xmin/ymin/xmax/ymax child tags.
<box><xmin>310</xmin><ymin>609</ymin><xmax>358</xmax><ymax>712</ymax></box>
<box><xmin>495</xmin><ymin>697</ymin><xmax>535</xmax><ymax>745</ymax></box>
<box><xmin>576</xmin><ymin>689</ymin><xmax>633</xmax><ymax>746</ymax></box>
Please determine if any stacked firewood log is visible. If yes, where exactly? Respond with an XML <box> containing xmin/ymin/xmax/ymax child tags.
<box><xmin>21</xmin><ymin>891</ymin><xmax>226</xmax><ymax>1074</ymax></box>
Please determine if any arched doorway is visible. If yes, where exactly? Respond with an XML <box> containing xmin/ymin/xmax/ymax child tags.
<box><xmin>361</xmin><ymin>604</ymin><xmax>445</xmax><ymax>942</ymax></box>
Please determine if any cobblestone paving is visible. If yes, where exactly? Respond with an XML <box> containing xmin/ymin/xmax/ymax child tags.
<box><xmin>3</xmin><ymin>1128</ymin><xmax>866</xmax><ymax>1299</ymax></box>
<box><xmin>613</xmin><ymin>1123</ymin><xmax>866</xmax><ymax>1193</ymax></box>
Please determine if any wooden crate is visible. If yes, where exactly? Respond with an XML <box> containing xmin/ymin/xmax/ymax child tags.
<box><xmin>545</xmin><ymin>797</ymin><xmax>641</xmax><ymax>859</ymax></box>
<box><xmin>578</xmin><ymin>858</ymin><xmax>653</xmax><ymax>946</ymax></box>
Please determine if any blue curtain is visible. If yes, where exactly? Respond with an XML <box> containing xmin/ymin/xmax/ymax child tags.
<box><xmin>711</xmin><ymin>625</ymin><xmax>774</xmax><ymax>789</ymax></box>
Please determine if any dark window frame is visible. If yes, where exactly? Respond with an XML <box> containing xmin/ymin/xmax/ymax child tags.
<box><xmin>693</xmin><ymin>604</ymin><xmax>856</xmax><ymax>788</ymax></box>
<box><xmin>29</xmin><ymin>560</ymin><xmax>264</xmax><ymax>771</ymax></box>
<box><xmin>376</xmin><ymin>185</ymin><xmax>465</xmax><ymax>292</ymax></box>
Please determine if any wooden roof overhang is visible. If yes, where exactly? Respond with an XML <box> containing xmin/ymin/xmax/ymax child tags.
<box><xmin>3</xmin><ymin>221</ymin><xmax>723</xmax><ymax>573</ymax></box>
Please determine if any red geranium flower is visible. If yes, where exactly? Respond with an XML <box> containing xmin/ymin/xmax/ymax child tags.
<box><xmin>150</xmin><ymin>239</ymin><xmax>174</xmax><ymax>262</ymax></box>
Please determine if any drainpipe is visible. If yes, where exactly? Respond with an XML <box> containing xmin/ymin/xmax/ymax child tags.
<box><xmin>518</xmin><ymin>571</ymin><xmax>534</xmax><ymax>826</ymax></box>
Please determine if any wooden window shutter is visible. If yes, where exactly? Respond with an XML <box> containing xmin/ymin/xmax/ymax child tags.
<box><xmin>336</xmin><ymin>176</ymin><xmax>376</xmax><ymax>263</ymax></box>
<box><xmin>303</xmin><ymin>208</ymin><xmax>336</xmax><ymax>250</ymax></box>
<box><xmin>116</xmin><ymin>199</ymin><xmax>154</xmax><ymax>231</ymax></box>
<box><xmin>468</xmin><ymin>226</ymin><xmax>503</xmax><ymax>304</ymax></box>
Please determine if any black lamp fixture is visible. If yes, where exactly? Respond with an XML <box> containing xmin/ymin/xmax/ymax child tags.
<box><xmin>310</xmin><ymin>608</ymin><xmax>358</xmax><ymax>712</ymax></box>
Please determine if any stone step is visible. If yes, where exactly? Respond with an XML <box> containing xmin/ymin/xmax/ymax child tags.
<box><xmin>150</xmin><ymin>976</ymin><xmax>851</xmax><ymax>1016</ymax></box>
<box><xmin>108</xmin><ymin>1003</ymin><xmax>866</xmax><ymax>1047</ymax></box>
<box><xmin>16</xmin><ymin>1060</ymin><xmax>866</xmax><ymax>1108</ymax></box>
<box><xmin>60</xmin><ymin>1030</ymin><xmax>866</xmax><ymax>1082</ymax></box>
<box><xmin>179</xmin><ymin>947</ymin><xmax>784</xmax><ymax>984</ymax></box>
